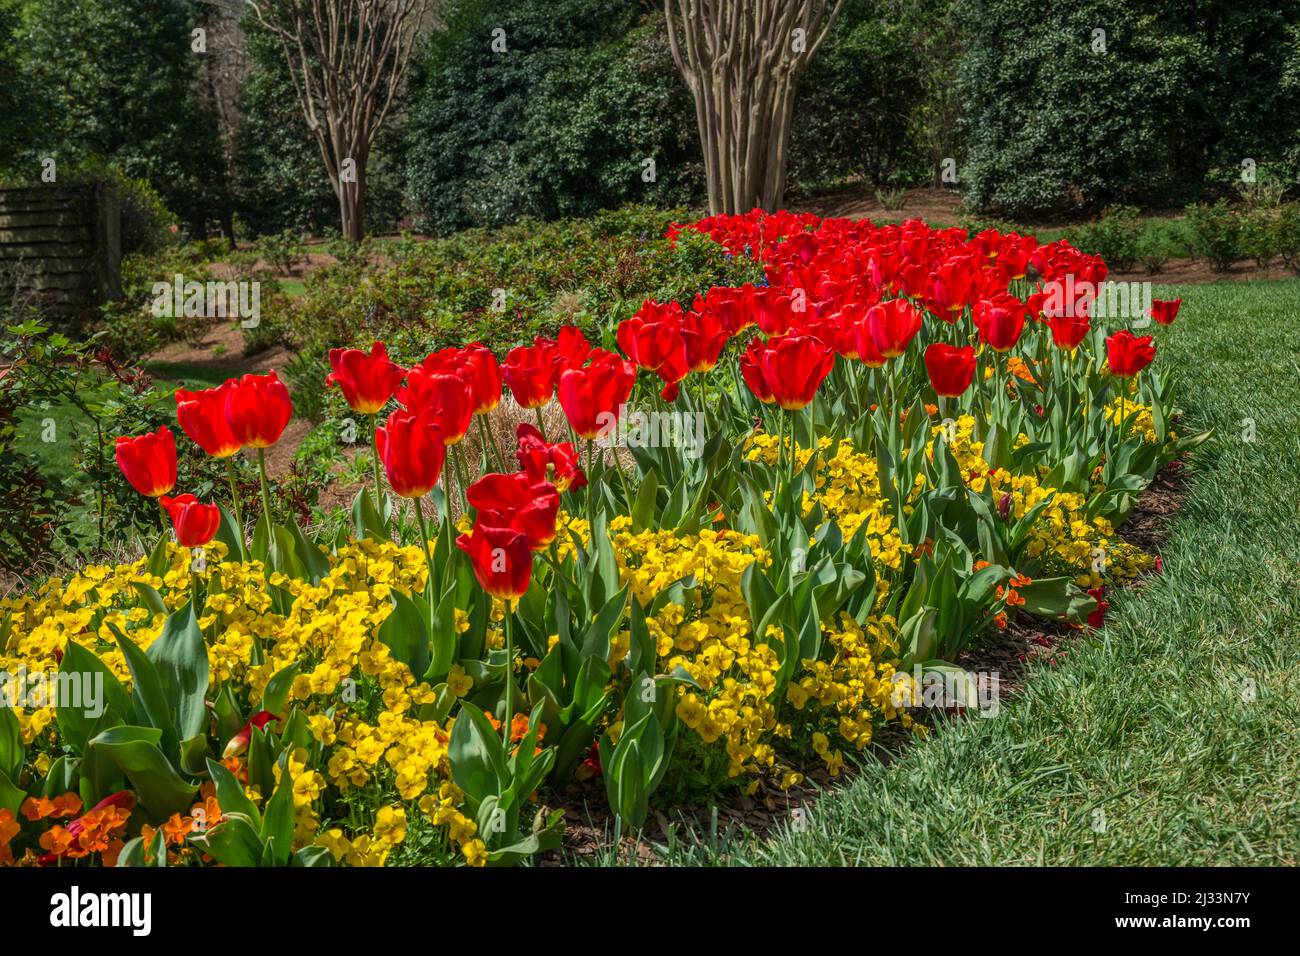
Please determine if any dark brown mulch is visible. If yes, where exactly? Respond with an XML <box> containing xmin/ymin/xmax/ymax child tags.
<box><xmin>541</xmin><ymin>458</ymin><xmax>1193</xmax><ymax>865</ymax></box>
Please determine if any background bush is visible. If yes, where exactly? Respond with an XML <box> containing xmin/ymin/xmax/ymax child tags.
<box><xmin>956</xmin><ymin>0</ymin><xmax>1300</xmax><ymax>218</ymax></box>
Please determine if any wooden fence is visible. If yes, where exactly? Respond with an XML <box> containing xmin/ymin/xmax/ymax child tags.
<box><xmin>0</xmin><ymin>182</ymin><xmax>122</xmax><ymax>322</ymax></box>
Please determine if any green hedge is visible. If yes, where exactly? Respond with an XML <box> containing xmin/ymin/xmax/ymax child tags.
<box><xmin>957</xmin><ymin>0</ymin><xmax>1300</xmax><ymax>218</ymax></box>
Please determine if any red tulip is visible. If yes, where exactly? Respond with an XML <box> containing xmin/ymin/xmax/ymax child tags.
<box><xmin>1046</xmin><ymin>313</ymin><xmax>1091</xmax><ymax>350</ymax></box>
<box><xmin>556</xmin><ymin>326</ymin><xmax>593</xmax><ymax>368</ymax></box>
<box><xmin>222</xmin><ymin>711</ymin><xmax>280</xmax><ymax>759</ymax></box>
<box><xmin>694</xmin><ymin>286</ymin><xmax>750</xmax><ymax>334</ymax></box>
<box><xmin>159</xmin><ymin>494</ymin><xmax>221</xmax><ymax>548</ymax></box>
<box><xmin>461</xmin><ymin>342</ymin><xmax>502</xmax><ymax>415</ymax></box>
<box><xmin>867</xmin><ymin>298</ymin><xmax>924</xmax><ymax>359</ymax></box>
<box><xmin>757</xmin><ymin>334</ymin><xmax>834</xmax><ymax>410</ymax></box>
<box><xmin>466</xmin><ymin>472</ymin><xmax>560</xmax><ymax>551</ymax></box>
<box><xmin>397</xmin><ymin>367</ymin><xmax>475</xmax><ymax>445</ymax></box>
<box><xmin>224</xmin><ymin>371</ymin><xmax>293</xmax><ymax>449</ymax></box>
<box><xmin>516</xmin><ymin>423</ymin><xmax>586</xmax><ymax>491</ymax></box>
<box><xmin>740</xmin><ymin>338</ymin><xmax>774</xmax><ymax>404</ymax></box>
<box><xmin>502</xmin><ymin>339</ymin><xmax>561</xmax><ymax>409</ymax></box>
<box><xmin>326</xmin><ymin>341</ymin><xmax>405</xmax><ymax>415</ymax></box>
<box><xmin>175</xmin><ymin>382</ymin><xmax>242</xmax><ymax>458</ymax></box>
<box><xmin>618</xmin><ymin>302</ymin><xmax>685</xmax><ymax>372</ymax></box>
<box><xmin>115</xmin><ymin>426</ymin><xmax>177</xmax><ymax>498</ymax></box>
<box><xmin>556</xmin><ymin>351</ymin><xmax>636</xmax><ymax>440</ymax></box>
<box><xmin>456</xmin><ymin>521</ymin><xmax>532</xmax><ymax>601</ymax></box>
<box><xmin>973</xmin><ymin>294</ymin><xmax>1028</xmax><ymax>352</ymax></box>
<box><xmin>375</xmin><ymin>407</ymin><xmax>446</xmax><ymax>499</ymax></box>
<box><xmin>681</xmin><ymin>308</ymin><xmax>730</xmax><ymax>372</ymax></box>
<box><xmin>927</xmin><ymin>255</ymin><xmax>978</xmax><ymax>318</ymax></box>
<box><xmin>750</xmin><ymin>286</ymin><xmax>795</xmax><ymax>337</ymax></box>
<box><xmin>1106</xmin><ymin>330</ymin><xmax>1156</xmax><ymax>378</ymax></box>
<box><xmin>924</xmin><ymin>344</ymin><xmax>977</xmax><ymax>397</ymax></box>
<box><xmin>1149</xmin><ymin>298</ymin><xmax>1181</xmax><ymax>326</ymax></box>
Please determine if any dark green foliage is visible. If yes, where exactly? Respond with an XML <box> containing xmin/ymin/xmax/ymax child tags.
<box><xmin>233</xmin><ymin>14</ymin><xmax>409</xmax><ymax>238</ymax></box>
<box><xmin>11</xmin><ymin>0</ymin><xmax>228</xmax><ymax>230</ymax></box>
<box><xmin>957</xmin><ymin>0</ymin><xmax>1300</xmax><ymax>218</ymax></box>
<box><xmin>406</xmin><ymin>0</ymin><xmax>698</xmax><ymax>235</ymax></box>
<box><xmin>788</xmin><ymin>0</ymin><xmax>934</xmax><ymax>189</ymax></box>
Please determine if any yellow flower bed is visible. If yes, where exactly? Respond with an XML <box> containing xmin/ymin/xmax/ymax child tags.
<box><xmin>0</xmin><ymin>539</ymin><xmax>485</xmax><ymax>867</ymax></box>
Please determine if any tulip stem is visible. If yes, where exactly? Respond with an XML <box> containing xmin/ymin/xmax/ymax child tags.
<box><xmin>222</xmin><ymin>460</ymin><xmax>243</xmax><ymax>556</ymax></box>
<box><xmin>502</xmin><ymin>600</ymin><xmax>515</xmax><ymax>748</ymax></box>
<box><xmin>534</xmin><ymin>407</ymin><xmax>549</xmax><ymax>444</ymax></box>
<box><xmin>413</xmin><ymin>497</ymin><xmax>437</xmax><ymax>619</ymax></box>
<box><xmin>478</xmin><ymin>414</ymin><xmax>505</xmax><ymax>473</ymax></box>
<box><xmin>370</xmin><ymin>413</ymin><xmax>386</xmax><ymax>525</ymax></box>
<box><xmin>452</xmin><ymin>444</ymin><xmax>472</xmax><ymax>511</ymax></box>
<box><xmin>787</xmin><ymin>408</ymin><xmax>797</xmax><ymax>495</ymax></box>
<box><xmin>256</xmin><ymin>448</ymin><xmax>273</xmax><ymax>532</ymax></box>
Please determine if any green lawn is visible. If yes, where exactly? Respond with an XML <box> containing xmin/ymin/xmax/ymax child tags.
<box><xmin>594</xmin><ymin>277</ymin><xmax>1300</xmax><ymax>866</ymax></box>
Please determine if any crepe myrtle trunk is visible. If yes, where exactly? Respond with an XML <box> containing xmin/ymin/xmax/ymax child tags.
<box><xmin>664</xmin><ymin>0</ymin><xmax>842</xmax><ymax>215</ymax></box>
<box><xmin>244</xmin><ymin>0</ymin><xmax>426</xmax><ymax>242</ymax></box>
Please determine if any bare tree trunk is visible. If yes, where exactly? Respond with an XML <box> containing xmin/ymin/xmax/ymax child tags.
<box><xmin>241</xmin><ymin>0</ymin><xmax>429</xmax><ymax>241</ymax></box>
<box><xmin>664</xmin><ymin>0</ymin><xmax>842</xmax><ymax>215</ymax></box>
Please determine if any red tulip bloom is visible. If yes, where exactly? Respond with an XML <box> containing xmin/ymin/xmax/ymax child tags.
<box><xmin>326</xmin><ymin>341</ymin><xmax>405</xmax><ymax>415</ymax></box>
<box><xmin>681</xmin><ymin>308</ymin><xmax>730</xmax><ymax>372</ymax></box>
<box><xmin>867</xmin><ymin>298</ymin><xmax>924</xmax><ymax>359</ymax></box>
<box><xmin>694</xmin><ymin>286</ymin><xmax>749</xmax><ymax>334</ymax></box>
<box><xmin>556</xmin><ymin>326</ymin><xmax>593</xmax><ymax>368</ymax></box>
<box><xmin>556</xmin><ymin>351</ymin><xmax>636</xmax><ymax>440</ymax></box>
<box><xmin>461</xmin><ymin>342</ymin><xmax>502</xmax><ymax>415</ymax></box>
<box><xmin>1106</xmin><ymin>330</ymin><xmax>1156</xmax><ymax>378</ymax></box>
<box><xmin>375</xmin><ymin>407</ymin><xmax>446</xmax><ymax>498</ymax></box>
<box><xmin>225</xmin><ymin>371</ymin><xmax>293</xmax><ymax>449</ymax></box>
<box><xmin>740</xmin><ymin>338</ymin><xmax>774</xmax><ymax>404</ymax></box>
<box><xmin>502</xmin><ymin>339</ymin><xmax>561</xmax><ymax>409</ymax></box>
<box><xmin>618</xmin><ymin>301</ymin><xmax>685</xmax><ymax>372</ymax></box>
<box><xmin>222</xmin><ymin>711</ymin><xmax>280</xmax><ymax>759</ymax></box>
<box><xmin>1046</xmin><ymin>313</ymin><xmax>1091</xmax><ymax>350</ymax></box>
<box><xmin>175</xmin><ymin>382</ymin><xmax>242</xmax><ymax>458</ymax></box>
<box><xmin>927</xmin><ymin>255</ymin><xmax>978</xmax><ymax>318</ymax></box>
<box><xmin>159</xmin><ymin>494</ymin><xmax>221</xmax><ymax>548</ymax></box>
<box><xmin>924</xmin><ymin>344</ymin><xmax>977</xmax><ymax>397</ymax></box>
<box><xmin>466</xmin><ymin>472</ymin><xmax>561</xmax><ymax>551</ymax></box>
<box><xmin>1149</xmin><ymin>298</ymin><xmax>1182</xmax><ymax>326</ymax></box>
<box><xmin>516</xmin><ymin>423</ymin><xmax>586</xmax><ymax>491</ymax></box>
<box><xmin>750</xmin><ymin>286</ymin><xmax>795</xmax><ymax>336</ymax></box>
<box><xmin>456</xmin><ymin>521</ymin><xmax>533</xmax><ymax>601</ymax></box>
<box><xmin>115</xmin><ymin>426</ymin><xmax>177</xmax><ymax>498</ymax></box>
<box><xmin>757</xmin><ymin>334</ymin><xmax>834</xmax><ymax>410</ymax></box>
<box><xmin>397</xmin><ymin>367</ymin><xmax>475</xmax><ymax>445</ymax></box>
<box><xmin>973</xmin><ymin>294</ymin><xmax>1028</xmax><ymax>352</ymax></box>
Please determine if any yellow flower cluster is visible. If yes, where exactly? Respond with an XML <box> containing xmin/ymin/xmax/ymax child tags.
<box><xmin>608</xmin><ymin>518</ymin><xmax>910</xmax><ymax>783</ymax></box>
<box><xmin>785</xmin><ymin>613</ymin><xmax>915</xmax><ymax>775</ymax></box>
<box><xmin>0</xmin><ymin>539</ymin><xmax>478</xmax><ymax>865</ymax></box>
<box><xmin>609</xmin><ymin>519</ymin><xmax>784</xmax><ymax>778</ymax></box>
<box><xmin>932</xmin><ymin>415</ymin><xmax>1153</xmax><ymax>585</ymax></box>
<box><xmin>1103</xmin><ymin>397</ymin><xmax>1164</xmax><ymax>445</ymax></box>
<box><xmin>743</xmin><ymin>433</ymin><xmax>907</xmax><ymax>573</ymax></box>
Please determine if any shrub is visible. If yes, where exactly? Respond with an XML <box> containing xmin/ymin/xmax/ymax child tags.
<box><xmin>1184</xmin><ymin>201</ymin><xmax>1244</xmax><ymax>272</ymax></box>
<box><xmin>957</xmin><ymin>0</ymin><xmax>1300</xmax><ymax>218</ymax></box>
<box><xmin>1239</xmin><ymin>206</ymin><xmax>1281</xmax><ymax>271</ymax></box>
<box><xmin>1066</xmin><ymin>206</ymin><xmax>1142</xmax><ymax>272</ymax></box>
<box><xmin>787</xmin><ymin>0</ymin><xmax>932</xmax><ymax>189</ymax></box>
<box><xmin>1276</xmin><ymin>203</ymin><xmax>1300</xmax><ymax>274</ymax></box>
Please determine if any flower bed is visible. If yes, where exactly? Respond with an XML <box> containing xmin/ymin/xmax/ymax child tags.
<box><xmin>0</xmin><ymin>211</ymin><xmax>1206</xmax><ymax>867</ymax></box>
